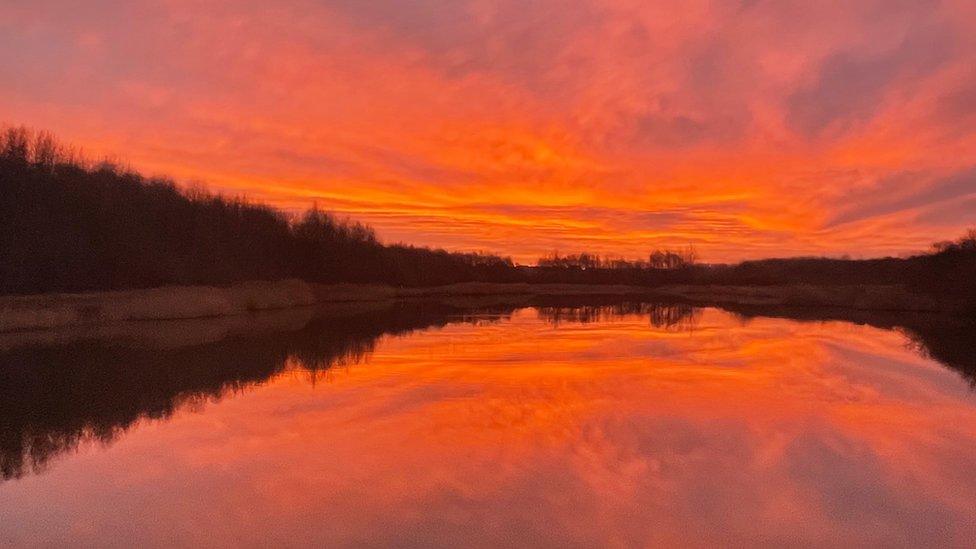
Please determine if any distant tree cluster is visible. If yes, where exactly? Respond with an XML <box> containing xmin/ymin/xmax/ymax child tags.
<box><xmin>932</xmin><ymin>229</ymin><xmax>976</xmax><ymax>254</ymax></box>
<box><xmin>537</xmin><ymin>247</ymin><xmax>697</xmax><ymax>270</ymax></box>
<box><xmin>0</xmin><ymin>126</ymin><xmax>515</xmax><ymax>294</ymax></box>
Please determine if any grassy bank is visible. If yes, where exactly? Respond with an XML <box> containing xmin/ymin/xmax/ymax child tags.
<box><xmin>0</xmin><ymin>280</ymin><xmax>669</xmax><ymax>332</ymax></box>
<box><xmin>2</xmin><ymin>280</ymin><xmax>969</xmax><ymax>333</ymax></box>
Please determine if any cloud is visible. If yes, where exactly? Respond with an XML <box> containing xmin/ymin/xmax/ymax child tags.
<box><xmin>1</xmin><ymin>0</ymin><xmax>975</xmax><ymax>261</ymax></box>
<box><xmin>828</xmin><ymin>167</ymin><xmax>976</xmax><ymax>228</ymax></box>
<box><xmin>787</xmin><ymin>19</ymin><xmax>954</xmax><ymax>138</ymax></box>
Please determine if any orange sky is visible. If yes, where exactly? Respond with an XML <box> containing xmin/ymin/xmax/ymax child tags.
<box><xmin>2</xmin><ymin>0</ymin><xmax>975</xmax><ymax>263</ymax></box>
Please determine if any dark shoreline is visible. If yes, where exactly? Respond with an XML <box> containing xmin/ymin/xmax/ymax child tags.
<box><xmin>0</xmin><ymin>280</ymin><xmax>969</xmax><ymax>334</ymax></box>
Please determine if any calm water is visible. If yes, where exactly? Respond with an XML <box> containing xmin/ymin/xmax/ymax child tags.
<box><xmin>1</xmin><ymin>301</ymin><xmax>976</xmax><ymax>547</ymax></box>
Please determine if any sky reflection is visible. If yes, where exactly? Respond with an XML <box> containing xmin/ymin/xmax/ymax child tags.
<box><xmin>1</xmin><ymin>307</ymin><xmax>975</xmax><ymax>547</ymax></box>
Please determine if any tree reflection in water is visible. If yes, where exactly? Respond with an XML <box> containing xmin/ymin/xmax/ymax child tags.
<box><xmin>0</xmin><ymin>297</ymin><xmax>972</xmax><ymax>481</ymax></box>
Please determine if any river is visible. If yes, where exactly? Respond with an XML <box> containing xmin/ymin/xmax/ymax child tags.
<box><xmin>1</xmin><ymin>299</ymin><xmax>974</xmax><ymax>547</ymax></box>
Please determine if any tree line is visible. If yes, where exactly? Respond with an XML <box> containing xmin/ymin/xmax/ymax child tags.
<box><xmin>1</xmin><ymin>125</ymin><xmax>974</xmax><ymax>307</ymax></box>
<box><xmin>0</xmin><ymin>126</ymin><xmax>517</xmax><ymax>294</ymax></box>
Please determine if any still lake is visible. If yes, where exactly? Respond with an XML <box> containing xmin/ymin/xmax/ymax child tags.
<box><xmin>1</xmin><ymin>300</ymin><xmax>975</xmax><ymax>547</ymax></box>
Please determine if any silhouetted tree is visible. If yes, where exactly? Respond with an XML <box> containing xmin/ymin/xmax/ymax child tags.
<box><xmin>0</xmin><ymin>126</ymin><xmax>516</xmax><ymax>293</ymax></box>
<box><xmin>1</xmin><ymin>124</ymin><xmax>974</xmax><ymax>309</ymax></box>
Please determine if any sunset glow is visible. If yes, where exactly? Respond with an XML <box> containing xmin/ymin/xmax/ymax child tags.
<box><xmin>2</xmin><ymin>1</ymin><xmax>975</xmax><ymax>262</ymax></box>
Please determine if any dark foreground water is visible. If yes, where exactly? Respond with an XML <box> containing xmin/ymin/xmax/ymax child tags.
<box><xmin>1</xmin><ymin>300</ymin><xmax>975</xmax><ymax>547</ymax></box>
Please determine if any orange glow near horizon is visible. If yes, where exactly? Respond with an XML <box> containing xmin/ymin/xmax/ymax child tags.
<box><xmin>2</xmin><ymin>1</ymin><xmax>976</xmax><ymax>262</ymax></box>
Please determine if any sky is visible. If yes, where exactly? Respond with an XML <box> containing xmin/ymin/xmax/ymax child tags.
<box><xmin>2</xmin><ymin>0</ymin><xmax>975</xmax><ymax>263</ymax></box>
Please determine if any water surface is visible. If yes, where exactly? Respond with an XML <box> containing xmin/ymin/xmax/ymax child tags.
<box><xmin>1</xmin><ymin>301</ymin><xmax>975</xmax><ymax>547</ymax></box>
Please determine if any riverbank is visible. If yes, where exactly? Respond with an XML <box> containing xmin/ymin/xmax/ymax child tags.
<box><xmin>0</xmin><ymin>280</ymin><xmax>665</xmax><ymax>332</ymax></box>
<box><xmin>0</xmin><ymin>279</ymin><xmax>967</xmax><ymax>333</ymax></box>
